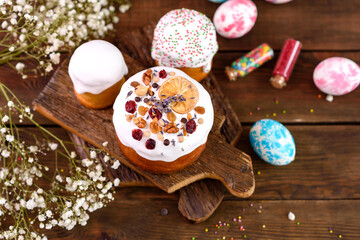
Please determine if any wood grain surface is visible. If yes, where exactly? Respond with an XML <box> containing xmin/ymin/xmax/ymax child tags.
<box><xmin>1</xmin><ymin>0</ymin><xmax>360</xmax><ymax>238</ymax></box>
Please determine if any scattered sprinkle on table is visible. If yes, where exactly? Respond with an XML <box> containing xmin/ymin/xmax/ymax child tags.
<box><xmin>310</xmin><ymin>108</ymin><xmax>314</xmax><ymax>113</ymax></box>
<box><xmin>160</xmin><ymin>208</ymin><xmax>168</xmax><ymax>216</ymax></box>
<box><xmin>288</xmin><ymin>211</ymin><xmax>295</xmax><ymax>221</ymax></box>
<box><xmin>282</xmin><ymin>109</ymin><xmax>286</xmax><ymax>114</ymax></box>
<box><xmin>262</xmin><ymin>224</ymin><xmax>266</xmax><ymax>228</ymax></box>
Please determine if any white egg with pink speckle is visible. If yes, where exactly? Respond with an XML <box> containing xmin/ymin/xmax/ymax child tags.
<box><xmin>265</xmin><ymin>0</ymin><xmax>293</xmax><ymax>4</ymax></box>
<box><xmin>313</xmin><ymin>57</ymin><xmax>360</xmax><ymax>96</ymax></box>
<box><xmin>213</xmin><ymin>0</ymin><xmax>257</xmax><ymax>39</ymax></box>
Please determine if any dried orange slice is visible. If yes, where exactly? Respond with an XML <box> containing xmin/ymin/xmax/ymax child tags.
<box><xmin>158</xmin><ymin>76</ymin><xmax>199</xmax><ymax>114</ymax></box>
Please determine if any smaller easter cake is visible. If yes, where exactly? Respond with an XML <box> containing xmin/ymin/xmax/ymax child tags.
<box><xmin>151</xmin><ymin>8</ymin><xmax>218</xmax><ymax>82</ymax></box>
<box><xmin>69</xmin><ymin>40</ymin><xmax>128</xmax><ymax>109</ymax></box>
<box><xmin>113</xmin><ymin>67</ymin><xmax>214</xmax><ymax>173</ymax></box>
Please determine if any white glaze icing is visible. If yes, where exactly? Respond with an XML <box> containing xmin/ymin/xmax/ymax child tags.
<box><xmin>68</xmin><ymin>40</ymin><xmax>128</xmax><ymax>95</ymax></box>
<box><xmin>151</xmin><ymin>8</ymin><xmax>218</xmax><ymax>73</ymax></box>
<box><xmin>113</xmin><ymin>67</ymin><xmax>214</xmax><ymax>162</ymax></box>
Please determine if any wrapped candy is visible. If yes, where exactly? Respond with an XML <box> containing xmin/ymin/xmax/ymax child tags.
<box><xmin>225</xmin><ymin>43</ymin><xmax>274</xmax><ymax>81</ymax></box>
<box><xmin>270</xmin><ymin>39</ymin><xmax>302</xmax><ymax>89</ymax></box>
<box><xmin>313</xmin><ymin>57</ymin><xmax>360</xmax><ymax>99</ymax></box>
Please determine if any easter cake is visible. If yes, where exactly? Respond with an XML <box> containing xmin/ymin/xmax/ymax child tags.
<box><xmin>151</xmin><ymin>8</ymin><xmax>218</xmax><ymax>82</ymax></box>
<box><xmin>69</xmin><ymin>40</ymin><xmax>128</xmax><ymax>109</ymax></box>
<box><xmin>113</xmin><ymin>67</ymin><xmax>214</xmax><ymax>173</ymax></box>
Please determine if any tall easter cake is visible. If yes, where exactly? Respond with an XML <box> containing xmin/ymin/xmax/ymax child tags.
<box><xmin>151</xmin><ymin>8</ymin><xmax>218</xmax><ymax>82</ymax></box>
<box><xmin>113</xmin><ymin>67</ymin><xmax>214</xmax><ymax>173</ymax></box>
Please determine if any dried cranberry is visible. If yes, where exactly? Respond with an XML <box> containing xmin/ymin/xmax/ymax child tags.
<box><xmin>145</xmin><ymin>138</ymin><xmax>156</xmax><ymax>150</ymax></box>
<box><xmin>152</xmin><ymin>83</ymin><xmax>159</xmax><ymax>88</ymax></box>
<box><xmin>132</xmin><ymin>129</ymin><xmax>143</xmax><ymax>141</ymax></box>
<box><xmin>135</xmin><ymin>97</ymin><xmax>141</xmax><ymax>102</ymax></box>
<box><xmin>148</xmin><ymin>107</ymin><xmax>162</xmax><ymax>119</ymax></box>
<box><xmin>159</xmin><ymin>69</ymin><xmax>167</xmax><ymax>78</ymax></box>
<box><xmin>125</xmin><ymin>100</ymin><xmax>136</xmax><ymax>113</ymax></box>
<box><xmin>186</xmin><ymin>119</ymin><xmax>197</xmax><ymax>134</ymax></box>
<box><xmin>163</xmin><ymin>139</ymin><xmax>170</xmax><ymax>146</ymax></box>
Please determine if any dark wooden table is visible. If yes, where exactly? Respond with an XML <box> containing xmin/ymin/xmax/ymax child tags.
<box><xmin>2</xmin><ymin>0</ymin><xmax>360</xmax><ymax>239</ymax></box>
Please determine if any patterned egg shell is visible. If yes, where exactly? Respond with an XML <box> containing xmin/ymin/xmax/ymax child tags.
<box><xmin>265</xmin><ymin>0</ymin><xmax>293</xmax><ymax>4</ymax></box>
<box><xmin>313</xmin><ymin>57</ymin><xmax>360</xmax><ymax>96</ymax></box>
<box><xmin>213</xmin><ymin>0</ymin><xmax>257</xmax><ymax>39</ymax></box>
<box><xmin>250</xmin><ymin>119</ymin><xmax>296</xmax><ymax>166</ymax></box>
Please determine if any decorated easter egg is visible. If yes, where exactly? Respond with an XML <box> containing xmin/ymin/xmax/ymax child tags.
<box><xmin>213</xmin><ymin>0</ymin><xmax>257</xmax><ymax>39</ymax></box>
<box><xmin>313</xmin><ymin>57</ymin><xmax>360</xmax><ymax>96</ymax></box>
<box><xmin>208</xmin><ymin>0</ymin><xmax>227</xmax><ymax>3</ymax></box>
<box><xmin>250</xmin><ymin>119</ymin><xmax>295</xmax><ymax>166</ymax></box>
<box><xmin>265</xmin><ymin>0</ymin><xmax>293</xmax><ymax>4</ymax></box>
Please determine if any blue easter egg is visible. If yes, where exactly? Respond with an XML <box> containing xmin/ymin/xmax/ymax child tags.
<box><xmin>249</xmin><ymin>119</ymin><xmax>295</xmax><ymax>166</ymax></box>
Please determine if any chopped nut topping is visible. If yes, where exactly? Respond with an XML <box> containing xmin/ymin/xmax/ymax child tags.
<box><xmin>168</xmin><ymin>71</ymin><xmax>176</xmax><ymax>76</ymax></box>
<box><xmin>150</xmin><ymin>121</ymin><xmax>162</xmax><ymax>134</ymax></box>
<box><xmin>158</xmin><ymin>119</ymin><xmax>165</xmax><ymax>127</ymax></box>
<box><xmin>126</xmin><ymin>114</ymin><xmax>134</xmax><ymax>122</ymax></box>
<box><xmin>142</xmin><ymin>69</ymin><xmax>153</xmax><ymax>86</ymax></box>
<box><xmin>144</xmin><ymin>130</ymin><xmax>151</xmax><ymax>138</ymax></box>
<box><xmin>167</xmin><ymin>112</ymin><xmax>176</xmax><ymax>122</ymax></box>
<box><xmin>187</xmin><ymin>113</ymin><xmax>192</xmax><ymax>120</ymax></box>
<box><xmin>198</xmin><ymin>118</ymin><xmax>204</xmax><ymax>124</ymax></box>
<box><xmin>178</xmin><ymin>136</ymin><xmax>184</xmax><ymax>143</ymax></box>
<box><xmin>194</xmin><ymin>106</ymin><xmax>205</xmax><ymax>115</ymax></box>
<box><xmin>133</xmin><ymin>117</ymin><xmax>146</xmax><ymax>128</ymax></box>
<box><xmin>164</xmin><ymin>122</ymin><xmax>179</xmax><ymax>134</ymax></box>
<box><xmin>157</xmin><ymin>133</ymin><xmax>164</xmax><ymax>141</ymax></box>
<box><xmin>130</xmin><ymin>81</ymin><xmax>140</xmax><ymax>88</ymax></box>
<box><xmin>138</xmin><ymin>106</ymin><xmax>149</xmax><ymax>116</ymax></box>
<box><xmin>153</xmin><ymin>76</ymin><xmax>160</xmax><ymax>83</ymax></box>
<box><xmin>135</xmin><ymin>85</ymin><xmax>148</xmax><ymax>96</ymax></box>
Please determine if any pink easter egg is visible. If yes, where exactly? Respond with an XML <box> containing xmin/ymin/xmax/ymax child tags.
<box><xmin>313</xmin><ymin>57</ymin><xmax>360</xmax><ymax>96</ymax></box>
<box><xmin>265</xmin><ymin>0</ymin><xmax>293</xmax><ymax>4</ymax></box>
<box><xmin>213</xmin><ymin>0</ymin><xmax>257</xmax><ymax>39</ymax></box>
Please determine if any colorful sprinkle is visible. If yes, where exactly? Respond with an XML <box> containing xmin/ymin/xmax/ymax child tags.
<box><xmin>297</xmin><ymin>222</ymin><xmax>300</xmax><ymax>225</ymax></box>
<box><xmin>282</xmin><ymin>109</ymin><xmax>286</xmax><ymax>114</ymax></box>
<box><xmin>257</xmin><ymin>171</ymin><xmax>261</xmax><ymax>175</ymax></box>
<box><xmin>262</xmin><ymin>224</ymin><xmax>266</xmax><ymax>228</ymax></box>
<box><xmin>273</xmin><ymin>113</ymin><xmax>277</xmax><ymax>117</ymax></box>
<box><xmin>318</xmin><ymin>94</ymin><xmax>322</xmax><ymax>98</ymax></box>
<box><xmin>310</xmin><ymin>108</ymin><xmax>314</xmax><ymax>113</ymax></box>
<box><xmin>249</xmin><ymin>112</ymin><xmax>253</xmax><ymax>116</ymax></box>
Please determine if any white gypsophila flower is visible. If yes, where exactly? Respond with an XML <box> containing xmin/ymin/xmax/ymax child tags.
<box><xmin>0</xmin><ymin>198</ymin><xmax>6</xmax><ymax>205</ymax></box>
<box><xmin>7</xmin><ymin>101</ymin><xmax>14</xmax><ymax>107</ymax></box>
<box><xmin>19</xmin><ymin>33</ymin><xmax>25</xmax><ymax>42</ymax></box>
<box><xmin>49</xmin><ymin>52</ymin><xmax>60</xmax><ymax>64</ymax></box>
<box><xmin>1</xmin><ymin>115</ymin><xmax>9</xmax><ymax>123</ymax></box>
<box><xmin>46</xmin><ymin>210</ymin><xmax>52</xmax><ymax>218</ymax></box>
<box><xmin>28</xmin><ymin>157</ymin><xmax>34</xmax><ymax>163</ymax></box>
<box><xmin>38</xmin><ymin>214</ymin><xmax>46</xmax><ymax>221</ymax></box>
<box><xmin>48</xmin><ymin>142</ymin><xmax>58</xmax><ymax>150</ymax></box>
<box><xmin>90</xmin><ymin>150</ymin><xmax>97</xmax><ymax>159</ymax></box>
<box><xmin>70</xmin><ymin>151</ymin><xmax>76</xmax><ymax>158</ymax></box>
<box><xmin>15</xmin><ymin>62</ymin><xmax>25</xmax><ymax>71</ymax></box>
<box><xmin>1</xmin><ymin>20</ymin><xmax>8</xmax><ymax>29</ymax></box>
<box><xmin>26</xmin><ymin>199</ymin><xmax>36</xmax><ymax>210</ymax></box>
<box><xmin>113</xmin><ymin>178</ymin><xmax>120</xmax><ymax>187</ymax></box>
<box><xmin>55</xmin><ymin>175</ymin><xmax>63</xmax><ymax>182</ymax></box>
<box><xmin>119</xmin><ymin>4</ymin><xmax>131</xmax><ymax>13</ymax></box>
<box><xmin>103</xmin><ymin>155</ymin><xmax>110</xmax><ymax>162</ymax></box>
<box><xmin>39</xmin><ymin>223</ymin><xmax>44</xmax><ymax>229</ymax></box>
<box><xmin>45</xmin><ymin>223</ymin><xmax>52</xmax><ymax>230</ymax></box>
<box><xmin>1</xmin><ymin>149</ymin><xmax>10</xmax><ymax>158</ymax></box>
<box><xmin>82</xmin><ymin>158</ymin><xmax>93</xmax><ymax>167</ymax></box>
<box><xmin>5</xmin><ymin>135</ymin><xmax>14</xmax><ymax>142</ymax></box>
<box><xmin>10</xmin><ymin>17</ymin><xmax>17</xmax><ymax>25</ymax></box>
<box><xmin>111</xmin><ymin>160</ymin><xmax>120</xmax><ymax>169</ymax></box>
<box><xmin>25</xmin><ymin>107</ymin><xmax>30</xmax><ymax>113</ymax></box>
<box><xmin>16</xmin><ymin>0</ymin><xmax>26</xmax><ymax>5</ymax></box>
<box><xmin>102</xmin><ymin>141</ymin><xmax>108</xmax><ymax>147</ymax></box>
<box><xmin>29</xmin><ymin>145</ymin><xmax>38</xmax><ymax>152</ymax></box>
<box><xmin>0</xmin><ymin>127</ymin><xmax>6</xmax><ymax>134</ymax></box>
<box><xmin>8</xmin><ymin>46</ymin><xmax>14</xmax><ymax>52</ymax></box>
<box><xmin>45</xmin><ymin>64</ymin><xmax>53</xmax><ymax>72</ymax></box>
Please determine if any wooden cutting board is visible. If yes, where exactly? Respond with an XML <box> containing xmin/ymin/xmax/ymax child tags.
<box><xmin>33</xmin><ymin>24</ymin><xmax>255</xmax><ymax>222</ymax></box>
